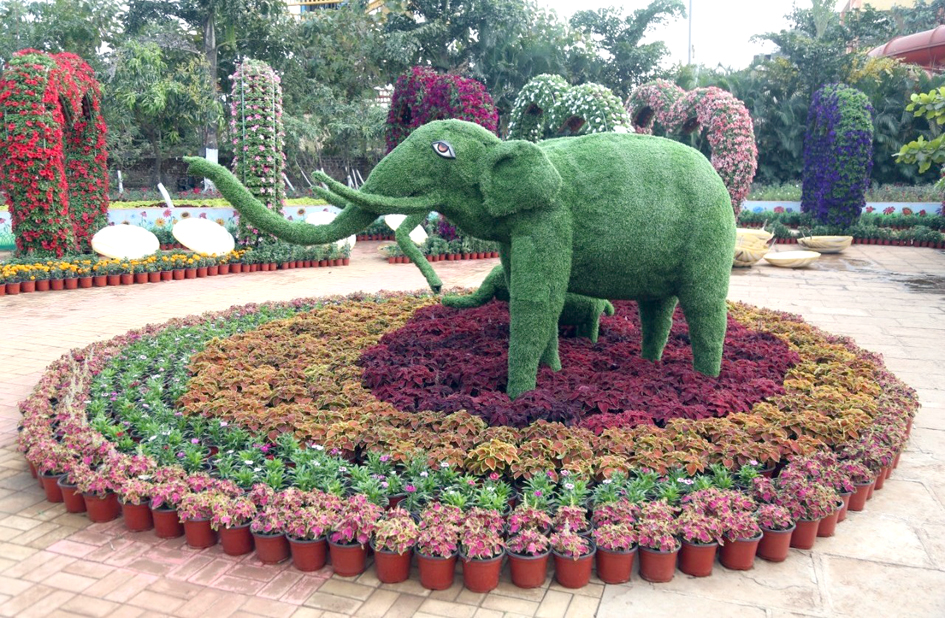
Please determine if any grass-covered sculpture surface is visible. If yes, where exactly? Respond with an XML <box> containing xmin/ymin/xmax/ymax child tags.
<box><xmin>185</xmin><ymin>119</ymin><xmax>735</xmax><ymax>399</ymax></box>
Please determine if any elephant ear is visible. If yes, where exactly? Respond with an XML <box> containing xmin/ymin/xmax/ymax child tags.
<box><xmin>480</xmin><ymin>140</ymin><xmax>562</xmax><ymax>218</ymax></box>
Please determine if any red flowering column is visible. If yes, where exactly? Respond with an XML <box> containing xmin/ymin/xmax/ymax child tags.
<box><xmin>0</xmin><ymin>50</ymin><xmax>108</xmax><ymax>256</ymax></box>
<box><xmin>385</xmin><ymin>67</ymin><xmax>498</xmax><ymax>153</ymax></box>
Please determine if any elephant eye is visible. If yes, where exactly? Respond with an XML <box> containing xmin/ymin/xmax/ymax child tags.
<box><xmin>432</xmin><ymin>141</ymin><xmax>455</xmax><ymax>159</ymax></box>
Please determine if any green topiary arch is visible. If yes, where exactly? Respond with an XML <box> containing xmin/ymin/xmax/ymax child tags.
<box><xmin>0</xmin><ymin>50</ymin><xmax>108</xmax><ymax>257</ymax></box>
<box><xmin>508</xmin><ymin>75</ymin><xmax>632</xmax><ymax>142</ymax></box>
<box><xmin>626</xmin><ymin>81</ymin><xmax>757</xmax><ymax>215</ymax></box>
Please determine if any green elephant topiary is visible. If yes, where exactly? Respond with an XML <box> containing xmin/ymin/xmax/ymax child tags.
<box><xmin>185</xmin><ymin>119</ymin><xmax>735</xmax><ymax>399</ymax></box>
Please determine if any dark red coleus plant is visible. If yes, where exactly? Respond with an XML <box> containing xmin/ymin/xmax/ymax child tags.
<box><xmin>360</xmin><ymin>301</ymin><xmax>800</xmax><ymax>431</ymax></box>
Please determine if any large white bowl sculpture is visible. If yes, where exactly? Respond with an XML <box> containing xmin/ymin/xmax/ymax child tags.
<box><xmin>92</xmin><ymin>224</ymin><xmax>160</xmax><ymax>259</ymax></box>
<box><xmin>764</xmin><ymin>250</ymin><xmax>821</xmax><ymax>268</ymax></box>
<box><xmin>172</xmin><ymin>218</ymin><xmax>236</xmax><ymax>255</ymax></box>
<box><xmin>384</xmin><ymin>214</ymin><xmax>428</xmax><ymax>245</ymax></box>
<box><xmin>305</xmin><ymin>211</ymin><xmax>357</xmax><ymax>250</ymax></box>
<box><xmin>797</xmin><ymin>235</ymin><xmax>853</xmax><ymax>253</ymax></box>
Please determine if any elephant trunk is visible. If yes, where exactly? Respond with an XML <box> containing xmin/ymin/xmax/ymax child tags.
<box><xmin>312</xmin><ymin>171</ymin><xmax>438</xmax><ymax>215</ymax></box>
<box><xmin>185</xmin><ymin>157</ymin><xmax>375</xmax><ymax>245</ymax></box>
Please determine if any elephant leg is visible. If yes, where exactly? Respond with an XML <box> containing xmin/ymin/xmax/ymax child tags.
<box><xmin>638</xmin><ymin>297</ymin><xmax>678</xmax><ymax>362</ymax></box>
<box><xmin>676</xmin><ymin>292</ymin><xmax>727</xmax><ymax>377</ymax></box>
<box><xmin>561</xmin><ymin>294</ymin><xmax>615</xmax><ymax>343</ymax></box>
<box><xmin>505</xmin><ymin>222</ymin><xmax>570</xmax><ymax>400</ymax></box>
<box><xmin>442</xmin><ymin>265</ymin><xmax>508</xmax><ymax>308</ymax></box>
<box><xmin>396</xmin><ymin>213</ymin><xmax>442</xmax><ymax>293</ymax></box>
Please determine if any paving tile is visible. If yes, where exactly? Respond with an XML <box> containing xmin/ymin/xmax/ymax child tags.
<box><xmin>239</xmin><ymin>596</ymin><xmax>299</xmax><ymax>617</ymax></box>
<box><xmin>102</xmin><ymin>573</ymin><xmax>159</xmax><ymax>604</ymax></box>
<box><xmin>302</xmin><ymin>591</ymin><xmax>363</xmax><ymax>614</ymax></box>
<box><xmin>416</xmin><ymin>599</ymin><xmax>477</xmax><ymax>618</ymax></box>
<box><xmin>176</xmin><ymin>588</ymin><xmax>249</xmax><ymax>618</ymax></box>
<box><xmin>62</xmin><ymin>561</ymin><xmax>116</xmax><ymax>580</ymax></box>
<box><xmin>256</xmin><ymin>570</ymin><xmax>303</xmax><ymax>600</ymax></box>
<box><xmin>535</xmin><ymin>590</ymin><xmax>571</xmax><ymax>618</ymax></box>
<box><xmin>561</xmin><ymin>595</ymin><xmax>597</xmax><ymax>618</ymax></box>
<box><xmin>186</xmin><ymin>558</ymin><xmax>233</xmax><ymax>586</ymax></box>
<box><xmin>288</xmin><ymin>609</ymin><xmax>324</xmax><ymax>618</ymax></box>
<box><xmin>317</xmin><ymin>578</ymin><xmax>377</xmax><ymax>600</ymax></box>
<box><xmin>58</xmin><ymin>595</ymin><xmax>121</xmax><ymax>618</ymax></box>
<box><xmin>0</xmin><ymin>583</ymin><xmax>75</xmax><ymax>618</ymax></box>
<box><xmin>479</xmin><ymin>596</ymin><xmax>538</xmax><ymax>616</ymax></box>
<box><xmin>470</xmin><ymin>610</ymin><xmax>502</xmax><ymax>618</ymax></box>
<box><xmin>352</xmin><ymin>589</ymin><xmax>400</xmax><ymax>618</ymax></box>
<box><xmin>145</xmin><ymin>578</ymin><xmax>205</xmax><ymax>600</ymax></box>
<box><xmin>43</xmin><ymin>571</ymin><xmax>99</xmax><ymax>593</ymax></box>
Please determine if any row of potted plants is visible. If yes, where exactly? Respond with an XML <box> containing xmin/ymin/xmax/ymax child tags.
<box><xmin>0</xmin><ymin>244</ymin><xmax>352</xmax><ymax>296</ymax></box>
<box><xmin>738</xmin><ymin>208</ymin><xmax>945</xmax><ymax>231</ymax></box>
<box><xmin>760</xmin><ymin>224</ymin><xmax>945</xmax><ymax>247</ymax></box>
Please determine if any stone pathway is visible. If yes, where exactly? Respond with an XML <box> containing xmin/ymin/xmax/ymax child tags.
<box><xmin>0</xmin><ymin>243</ymin><xmax>943</xmax><ymax>618</ymax></box>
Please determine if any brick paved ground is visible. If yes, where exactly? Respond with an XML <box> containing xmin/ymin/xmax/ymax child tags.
<box><xmin>0</xmin><ymin>242</ymin><xmax>943</xmax><ymax>618</ymax></box>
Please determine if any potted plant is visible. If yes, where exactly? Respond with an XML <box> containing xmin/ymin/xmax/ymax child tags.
<box><xmin>56</xmin><ymin>468</ymin><xmax>87</xmax><ymax>514</ymax></box>
<box><xmin>718</xmin><ymin>510</ymin><xmax>762</xmax><ymax>571</ymax></box>
<box><xmin>677</xmin><ymin>509</ymin><xmax>723</xmax><ymax>577</ymax></box>
<box><xmin>285</xmin><ymin>504</ymin><xmax>333</xmax><ymax>572</ymax></box>
<box><xmin>415</xmin><ymin>513</ymin><xmax>460</xmax><ymax>591</ymax></box>
<box><xmin>778</xmin><ymin>479</ymin><xmax>837</xmax><ymax>550</ymax></box>
<box><xmin>507</xmin><ymin>504</ymin><xmax>552</xmax><ymax>535</ymax></box>
<box><xmin>251</xmin><ymin>504</ymin><xmax>290</xmax><ymax>564</ymax></box>
<box><xmin>636</xmin><ymin>500</ymin><xmax>680</xmax><ymax>583</ymax></box>
<box><xmin>210</xmin><ymin>495</ymin><xmax>257</xmax><ymax>556</ymax></box>
<box><xmin>118</xmin><ymin>477</ymin><xmax>154</xmax><ymax>532</ymax></box>
<box><xmin>552</xmin><ymin>505</ymin><xmax>590</xmax><ymax>536</ymax></box>
<box><xmin>550</xmin><ymin>527</ymin><xmax>596</xmax><ymax>589</ymax></box>
<box><xmin>327</xmin><ymin>494</ymin><xmax>384</xmax><ymax>577</ymax></box>
<box><xmin>72</xmin><ymin>464</ymin><xmax>121</xmax><ymax>523</ymax></box>
<box><xmin>178</xmin><ymin>492</ymin><xmax>218</xmax><ymax>548</ymax></box>
<box><xmin>592</xmin><ymin>522</ymin><xmax>637</xmax><ymax>584</ymax></box>
<box><xmin>29</xmin><ymin>438</ymin><xmax>67</xmax><ymax>503</ymax></box>
<box><xmin>842</xmin><ymin>459</ymin><xmax>874</xmax><ymax>513</ymax></box>
<box><xmin>755</xmin><ymin>504</ymin><xmax>795</xmax><ymax>562</ymax></box>
<box><xmin>459</xmin><ymin>509</ymin><xmax>505</xmax><ymax>593</ymax></box>
<box><xmin>372</xmin><ymin>508</ymin><xmax>418</xmax><ymax>583</ymax></box>
<box><xmin>149</xmin><ymin>477</ymin><xmax>188</xmax><ymax>539</ymax></box>
<box><xmin>505</xmin><ymin>529</ymin><xmax>551</xmax><ymax>589</ymax></box>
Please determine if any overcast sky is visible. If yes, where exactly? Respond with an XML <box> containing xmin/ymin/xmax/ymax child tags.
<box><xmin>541</xmin><ymin>0</ymin><xmax>812</xmax><ymax>71</ymax></box>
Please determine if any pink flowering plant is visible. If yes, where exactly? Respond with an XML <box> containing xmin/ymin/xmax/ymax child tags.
<box><xmin>592</xmin><ymin>522</ymin><xmax>637</xmax><ymax>552</ymax></box>
<box><xmin>177</xmin><ymin>491</ymin><xmax>216</xmax><ymax>522</ymax></box>
<box><xmin>550</xmin><ymin>528</ymin><xmax>593</xmax><ymax>559</ymax></box>
<box><xmin>505</xmin><ymin>528</ymin><xmax>551</xmax><ymax>557</ymax></box>
<box><xmin>460</xmin><ymin>516</ymin><xmax>504</xmax><ymax>560</ymax></box>
<box><xmin>591</xmin><ymin>498</ymin><xmax>640</xmax><ymax>527</ymax></box>
<box><xmin>71</xmin><ymin>463</ymin><xmax>118</xmax><ymax>496</ymax></box>
<box><xmin>373</xmin><ymin>508</ymin><xmax>419</xmax><ymax>554</ymax></box>
<box><xmin>329</xmin><ymin>494</ymin><xmax>384</xmax><ymax>546</ymax></box>
<box><xmin>285</xmin><ymin>506</ymin><xmax>333</xmax><ymax>541</ymax></box>
<box><xmin>507</xmin><ymin>504</ymin><xmax>552</xmax><ymax>534</ymax></box>
<box><xmin>150</xmin><ymin>478</ymin><xmax>189</xmax><ymax>509</ymax></box>
<box><xmin>552</xmin><ymin>505</ymin><xmax>589</xmax><ymax>533</ymax></box>
<box><xmin>28</xmin><ymin>438</ymin><xmax>71</xmax><ymax>474</ymax></box>
<box><xmin>756</xmin><ymin>504</ymin><xmax>794</xmax><ymax>531</ymax></box>
<box><xmin>723</xmin><ymin>510</ymin><xmax>762</xmax><ymax>541</ymax></box>
<box><xmin>118</xmin><ymin>477</ymin><xmax>153</xmax><ymax>506</ymax></box>
<box><xmin>415</xmin><ymin>524</ymin><xmax>459</xmax><ymax>558</ymax></box>
<box><xmin>250</xmin><ymin>504</ymin><xmax>286</xmax><ymax>535</ymax></box>
<box><xmin>419</xmin><ymin>501</ymin><xmax>464</xmax><ymax>529</ymax></box>
<box><xmin>635</xmin><ymin>500</ymin><xmax>680</xmax><ymax>553</ymax></box>
<box><xmin>677</xmin><ymin>508</ymin><xmax>724</xmax><ymax>545</ymax></box>
<box><xmin>209</xmin><ymin>495</ymin><xmax>256</xmax><ymax>531</ymax></box>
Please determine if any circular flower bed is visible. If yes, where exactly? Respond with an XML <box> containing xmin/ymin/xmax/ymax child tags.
<box><xmin>17</xmin><ymin>291</ymin><xmax>918</xmax><ymax>585</ymax></box>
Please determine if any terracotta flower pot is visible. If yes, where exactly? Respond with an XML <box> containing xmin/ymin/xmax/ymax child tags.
<box><xmin>553</xmin><ymin>548</ymin><xmax>595</xmax><ymax>589</ymax></box>
<box><xmin>93</xmin><ymin>275</ymin><xmax>107</xmax><ymax>287</ymax></box>
<box><xmin>120</xmin><ymin>273</ymin><xmax>133</xmax><ymax>285</ymax></box>
<box><xmin>21</xmin><ymin>280</ymin><xmax>36</xmax><ymax>292</ymax></box>
<box><xmin>719</xmin><ymin>534</ymin><xmax>761</xmax><ymax>571</ymax></box>
<box><xmin>874</xmin><ymin>467</ymin><xmax>888</xmax><ymax>490</ymax></box>
<box><xmin>83</xmin><ymin>492</ymin><xmax>121</xmax><ymax>523</ymax></box>
<box><xmin>289</xmin><ymin>536</ymin><xmax>327</xmax><ymax>572</ymax></box>
<box><xmin>64</xmin><ymin>278</ymin><xmax>78</xmax><ymax>289</ymax></box>
<box><xmin>121</xmin><ymin>502</ymin><xmax>153</xmax><ymax>532</ymax></box>
<box><xmin>679</xmin><ymin>541</ymin><xmax>717</xmax><ymax>577</ymax></box>
<box><xmin>134</xmin><ymin>272</ymin><xmax>148</xmax><ymax>283</ymax></box>
<box><xmin>837</xmin><ymin>491</ymin><xmax>853</xmax><ymax>523</ymax></box>
<box><xmin>327</xmin><ymin>539</ymin><xmax>367</xmax><ymax>576</ymax></box>
<box><xmin>40</xmin><ymin>472</ymin><xmax>64</xmax><ymax>503</ymax></box>
<box><xmin>342</xmin><ymin>258</ymin><xmax>350</xmax><ymax>265</ymax></box>
<box><xmin>757</xmin><ymin>526</ymin><xmax>794</xmax><ymax>562</ymax></box>
<box><xmin>817</xmin><ymin>501</ymin><xmax>844</xmax><ymax>538</ymax></box>
<box><xmin>172</xmin><ymin>269</ymin><xmax>184</xmax><ymax>280</ymax></box>
<box><xmin>595</xmin><ymin>546</ymin><xmax>636</xmax><ymax>584</ymax></box>
<box><xmin>148</xmin><ymin>272</ymin><xmax>161</xmax><ymax>283</ymax></box>
<box><xmin>35</xmin><ymin>279</ymin><xmax>49</xmax><ymax>292</ymax></box>
<box><xmin>106</xmin><ymin>274</ymin><xmax>120</xmax><ymax>286</ymax></box>
<box><xmin>184</xmin><ymin>268</ymin><xmax>197</xmax><ymax>279</ymax></box>
<box><xmin>508</xmin><ymin>550</ymin><xmax>548</xmax><ymax>588</ymax></box>
<box><xmin>219</xmin><ymin>524</ymin><xmax>253</xmax><ymax>556</ymax></box>
<box><xmin>183</xmin><ymin>518</ymin><xmax>218</xmax><ymax>549</ymax></box>
<box><xmin>151</xmin><ymin>507</ymin><xmax>184</xmax><ymax>539</ymax></box>
<box><xmin>57</xmin><ymin>478</ymin><xmax>86</xmax><ymax>513</ymax></box>
<box><xmin>462</xmin><ymin>551</ymin><xmax>504</xmax><ymax>593</ymax></box>
<box><xmin>848</xmin><ymin>480</ymin><xmax>873</xmax><ymax>512</ymax></box>
<box><xmin>318</xmin><ymin>260</ymin><xmax>327</xmax><ymax>267</ymax></box>
<box><xmin>790</xmin><ymin>519</ymin><xmax>820</xmax><ymax>550</ymax></box>
<box><xmin>417</xmin><ymin>552</ymin><xmax>456</xmax><ymax>590</ymax></box>
<box><xmin>254</xmin><ymin>532</ymin><xmax>290</xmax><ymax>564</ymax></box>
<box><xmin>196</xmin><ymin>266</ymin><xmax>208</xmax><ymax>278</ymax></box>
<box><xmin>219</xmin><ymin>264</ymin><xmax>230</xmax><ymax>275</ymax></box>
<box><xmin>639</xmin><ymin>546</ymin><xmax>679</xmax><ymax>583</ymax></box>
<box><xmin>207</xmin><ymin>265</ymin><xmax>219</xmax><ymax>276</ymax></box>
<box><xmin>5</xmin><ymin>282</ymin><xmax>20</xmax><ymax>295</ymax></box>
<box><xmin>373</xmin><ymin>546</ymin><xmax>412</xmax><ymax>583</ymax></box>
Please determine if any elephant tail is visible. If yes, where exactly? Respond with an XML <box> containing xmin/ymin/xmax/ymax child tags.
<box><xmin>184</xmin><ymin>157</ymin><xmax>373</xmax><ymax>246</ymax></box>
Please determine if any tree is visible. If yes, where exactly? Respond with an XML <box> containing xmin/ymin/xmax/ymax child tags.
<box><xmin>107</xmin><ymin>39</ymin><xmax>220</xmax><ymax>185</ymax></box>
<box><xmin>568</xmin><ymin>0</ymin><xmax>686</xmax><ymax>99</ymax></box>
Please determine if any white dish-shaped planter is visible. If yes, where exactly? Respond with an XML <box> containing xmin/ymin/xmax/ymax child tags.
<box><xmin>733</xmin><ymin>245</ymin><xmax>770</xmax><ymax>268</ymax></box>
<box><xmin>305</xmin><ymin>211</ymin><xmax>356</xmax><ymax>250</ymax></box>
<box><xmin>172</xmin><ymin>218</ymin><xmax>235</xmax><ymax>255</ymax></box>
<box><xmin>797</xmin><ymin>235</ymin><xmax>853</xmax><ymax>254</ymax></box>
<box><xmin>384</xmin><ymin>214</ymin><xmax>428</xmax><ymax>245</ymax></box>
<box><xmin>764</xmin><ymin>250</ymin><xmax>821</xmax><ymax>269</ymax></box>
<box><xmin>92</xmin><ymin>224</ymin><xmax>160</xmax><ymax>259</ymax></box>
<box><xmin>736</xmin><ymin>227</ymin><xmax>774</xmax><ymax>242</ymax></box>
